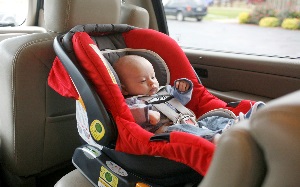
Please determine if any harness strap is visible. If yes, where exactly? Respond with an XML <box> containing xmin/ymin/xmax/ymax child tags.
<box><xmin>140</xmin><ymin>87</ymin><xmax>197</xmax><ymax>125</ymax></box>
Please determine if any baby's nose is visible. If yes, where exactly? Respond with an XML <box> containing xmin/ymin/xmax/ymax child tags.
<box><xmin>148</xmin><ymin>79</ymin><xmax>155</xmax><ymax>86</ymax></box>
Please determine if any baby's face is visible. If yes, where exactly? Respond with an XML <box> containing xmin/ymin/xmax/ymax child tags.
<box><xmin>121</xmin><ymin>59</ymin><xmax>159</xmax><ymax>96</ymax></box>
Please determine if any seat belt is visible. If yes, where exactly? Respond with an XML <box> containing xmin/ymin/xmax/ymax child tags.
<box><xmin>139</xmin><ymin>87</ymin><xmax>198</xmax><ymax>126</ymax></box>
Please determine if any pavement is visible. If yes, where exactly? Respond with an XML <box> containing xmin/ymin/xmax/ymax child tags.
<box><xmin>167</xmin><ymin>19</ymin><xmax>300</xmax><ymax>59</ymax></box>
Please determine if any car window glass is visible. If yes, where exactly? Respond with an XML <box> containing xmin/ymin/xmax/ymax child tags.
<box><xmin>163</xmin><ymin>0</ymin><xmax>300</xmax><ymax>59</ymax></box>
<box><xmin>189</xmin><ymin>0</ymin><xmax>202</xmax><ymax>6</ymax></box>
<box><xmin>0</xmin><ymin>0</ymin><xmax>27</xmax><ymax>27</ymax></box>
<box><xmin>167</xmin><ymin>0</ymin><xmax>177</xmax><ymax>6</ymax></box>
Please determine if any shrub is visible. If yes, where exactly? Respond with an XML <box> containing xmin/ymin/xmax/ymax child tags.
<box><xmin>239</xmin><ymin>12</ymin><xmax>250</xmax><ymax>24</ymax></box>
<box><xmin>277</xmin><ymin>9</ymin><xmax>300</xmax><ymax>23</ymax></box>
<box><xmin>259</xmin><ymin>17</ymin><xmax>280</xmax><ymax>27</ymax></box>
<box><xmin>281</xmin><ymin>18</ymin><xmax>300</xmax><ymax>30</ymax></box>
<box><xmin>249</xmin><ymin>4</ymin><xmax>278</xmax><ymax>24</ymax></box>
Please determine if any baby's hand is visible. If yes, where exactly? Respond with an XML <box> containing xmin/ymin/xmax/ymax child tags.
<box><xmin>149</xmin><ymin>110</ymin><xmax>160</xmax><ymax>125</ymax></box>
<box><xmin>175</xmin><ymin>80</ymin><xmax>190</xmax><ymax>92</ymax></box>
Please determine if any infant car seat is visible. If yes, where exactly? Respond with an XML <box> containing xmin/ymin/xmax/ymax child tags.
<box><xmin>48</xmin><ymin>24</ymin><xmax>254</xmax><ymax>187</ymax></box>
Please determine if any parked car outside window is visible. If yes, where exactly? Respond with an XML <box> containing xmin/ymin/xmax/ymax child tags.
<box><xmin>164</xmin><ymin>0</ymin><xmax>300</xmax><ymax>59</ymax></box>
<box><xmin>164</xmin><ymin>0</ymin><xmax>208</xmax><ymax>21</ymax></box>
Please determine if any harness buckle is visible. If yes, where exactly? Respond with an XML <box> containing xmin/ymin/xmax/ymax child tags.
<box><xmin>176</xmin><ymin>114</ymin><xmax>198</xmax><ymax>126</ymax></box>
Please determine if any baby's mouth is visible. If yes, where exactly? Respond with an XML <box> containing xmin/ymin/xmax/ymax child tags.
<box><xmin>148</xmin><ymin>87</ymin><xmax>158</xmax><ymax>95</ymax></box>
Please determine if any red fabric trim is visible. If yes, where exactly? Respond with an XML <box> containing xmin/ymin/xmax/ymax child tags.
<box><xmin>115</xmin><ymin>117</ymin><xmax>214</xmax><ymax>175</ymax></box>
<box><xmin>48</xmin><ymin>57</ymin><xmax>79</xmax><ymax>99</ymax></box>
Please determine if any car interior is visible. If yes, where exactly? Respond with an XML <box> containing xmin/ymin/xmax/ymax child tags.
<box><xmin>0</xmin><ymin>0</ymin><xmax>300</xmax><ymax>187</ymax></box>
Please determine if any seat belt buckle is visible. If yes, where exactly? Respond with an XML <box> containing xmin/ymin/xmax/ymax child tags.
<box><xmin>176</xmin><ymin>114</ymin><xmax>198</xmax><ymax>126</ymax></box>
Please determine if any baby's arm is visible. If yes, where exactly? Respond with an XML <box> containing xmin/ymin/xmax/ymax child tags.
<box><xmin>166</xmin><ymin>78</ymin><xmax>193</xmax><ymax>105</ymax></box>
<box><xmin>126</xmin><ymin>97</ymin><xmax>160</xmax><ymax>125</ymax></box>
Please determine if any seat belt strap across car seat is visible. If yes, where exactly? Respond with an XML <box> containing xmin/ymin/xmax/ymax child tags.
<box><xmin>139</xmin><ymin>87</ymin><xmax>198</xmax><ymax>126</ymax></box>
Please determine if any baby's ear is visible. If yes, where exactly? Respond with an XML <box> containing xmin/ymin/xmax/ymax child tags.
<box><xmin>121</xmin><ymin>85</ymin><xmax>129</xmax><ymax>95</ymax></box>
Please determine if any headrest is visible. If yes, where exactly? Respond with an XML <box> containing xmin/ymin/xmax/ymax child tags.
<box><xmin>44</xmin><ymin>0</ymin><xmax>120</xmax><ymax>34</ymax></box>
<box><xmin>120</xmin><ymin>4</ymin><xmax>149</xmax><ymax>28</ymax></box>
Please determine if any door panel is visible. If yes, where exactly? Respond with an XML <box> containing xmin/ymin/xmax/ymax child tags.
<box><xmin>185</xmin><ymin>49</ymin><xmax>300</xmax><ymax>103</ymax></box>
<box><xmin>0</xmin><ymin>27</ymin><xmax>46</xmax><ymax>42</ymax></box>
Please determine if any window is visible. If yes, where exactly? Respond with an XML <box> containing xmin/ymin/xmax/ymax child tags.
<box><xmin>164</xmin><ymin>0</ymin><xmax>300</xmax><ymax>59</ymax></box>
<box><xmin>0</xmin><ymin>0</ymin><xmax>27</xmax><ymax>27</ymax></box>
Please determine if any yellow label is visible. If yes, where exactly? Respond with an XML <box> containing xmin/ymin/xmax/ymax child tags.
<box><xmin>98</xmin><ymin>178</ymin><xmax>110</xmax><ymax>187</ymax></box>
<box><xmin>99</xmin><ymin>166</ymin><xmax>118</xmax><ymax>187</ymax></box>
<box><xmin>89</xmin><ymin>44</ymin><xmax>117</xmax><ymax>84</ymax></box>
<box><xmin>90</xmin><ymin>120</ymin><xmax>105</xmax><ymax>141</ymax></box>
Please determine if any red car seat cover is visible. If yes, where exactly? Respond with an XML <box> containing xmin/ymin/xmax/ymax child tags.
<box><xmin>48</xmin><ymin>28</ymin><xmax>254</xmax><ymax>175</ymax></box>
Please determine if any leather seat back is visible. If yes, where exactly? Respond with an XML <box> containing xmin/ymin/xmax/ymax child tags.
<box><xmin>199</xmin><ymin>121</ymin><xmax>266</xmax><ymax>187</ymax></box>
<box><xmin>250</xmin><ymin>90</ymin><xmax>300</xmax><ymax>187</ymax></box>
<box><xmin>0</xmin><ymin>0</ymin><xmax>149</xmax><ymax>185</ymax></box>
<box><xmin>199</xmin><ymin>90</ymin><xmax>300</xmax><ymax>187</ymax></box>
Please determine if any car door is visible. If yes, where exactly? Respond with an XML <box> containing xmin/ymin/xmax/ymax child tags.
<box><xmin>157</xmin><ymin>1</ymin><xmax>300</xmax><ymax>103</ymax></box>
<box><xmin>186</xmin><ymin>49</ymin><xmax>300</xmax><ymax>103</ymax></box>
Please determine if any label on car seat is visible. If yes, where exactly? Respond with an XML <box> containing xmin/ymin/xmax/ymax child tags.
<box><xmin>99</xmin><ymin>166</ymin><xmax>118</xmax><ymax>187</ymax></box>
<box><xmin>76</xmin><ymin>99</ymin><xmax>90</xmax><ymax>141</ymax></box>
<box><xmin>82</xmin><ymin>145</ymin><xmax>101</xmax><ymax>159</ymax></box>
<box><xmin>106</xmin><ymin>161</ymin><xmax>128</xmax><ymax>177</ymax></box>
<box><xmin>90</xmin><ymin>119</ymin><xmax>106</xmax><ymax>141</ymax></box>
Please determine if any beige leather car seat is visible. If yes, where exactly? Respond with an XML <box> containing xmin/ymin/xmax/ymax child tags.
<box><xmin>0</xmin><ymin>0</ymin><xmax>149</xmax><ymax>186</ymax></box>
<box><xmin>249</xmin><ymin>90</ymin><xmax>300</xmax><ymax>187</ymax></box>
<box><xmin>199</xmin><ymin>90</ymin><xmax>300</xmax><ymax>187</ymax></box>
<box><xmin>55</xmin><ymin>90</ymin><xmax>300</xmax><ymax>187</ymax></box>
<box><xmin>198</xmin><ymin>122</ymin><xmax>266</xmax><ymax>187</ymax></box>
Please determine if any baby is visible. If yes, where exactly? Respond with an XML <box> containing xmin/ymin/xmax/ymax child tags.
<box><xmin>113</xmin><ymin>55</ymin><xmax>264</xmax><ymax>143</ymax></box>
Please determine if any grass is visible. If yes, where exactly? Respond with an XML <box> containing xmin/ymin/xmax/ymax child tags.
<box><xmin>204</xmin><ymin>5</ymin><xmax>252</xmax><ymax>21</ymax></box>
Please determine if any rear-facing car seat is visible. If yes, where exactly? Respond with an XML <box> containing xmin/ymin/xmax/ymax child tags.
<box><xmin>49</xmin><ymin>23</ymin><xmax>257</xmax><ymax>186</ymax></box>
<box><xmin>50</xmin><ymin>24</ymin><xmax>206</xmax><ymax>187</ymax></box>
<box><xmin>0</xmin><ymin>0</ymin><xmax>149</xmax><ymax>186</ymax></box>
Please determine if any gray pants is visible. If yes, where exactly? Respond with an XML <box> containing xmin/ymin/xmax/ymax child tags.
<box><xmin>165</xmin><ymin>116</ymin><xmax>234</xmax><ymax>142</ymax></box>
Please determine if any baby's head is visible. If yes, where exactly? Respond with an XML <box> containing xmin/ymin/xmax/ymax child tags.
<box><xmin>113</xmin><ymin>55</ymin><xmax>159</xmax><ymax>96</ymax></box>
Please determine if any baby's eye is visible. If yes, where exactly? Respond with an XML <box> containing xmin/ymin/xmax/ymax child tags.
<box><xmin>151</xmin><ymin>76</ymin><xmax>156</xmax><ymax>80</ymax></box>
<box><xmin>140</xmin><ymin>79</ymin><xmax>146</xmax><ymax>83</ymax></box>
